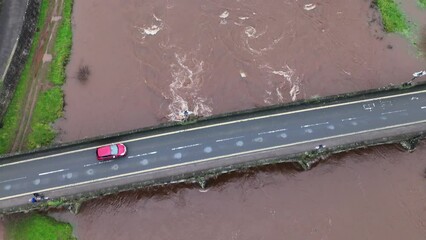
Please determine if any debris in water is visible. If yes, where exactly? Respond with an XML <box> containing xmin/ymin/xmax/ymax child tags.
<box><xmin>220</xmin><ymin>10</ymin><xmax>229</xmax><ymax>24</ymax></box>
<box><xmin>219</xmin><ymin>10</ymin><xmax>229</xmax><ymax>19</ymax></box>
<box><xmin>144</xmin><ymin>25</ymin><xmax>161</xmax><ymax>35</ymax></box>
<box><xmin>304</xmin><ymin>4</ymin><xmax>316</xmax><ymax>11</ymax></box>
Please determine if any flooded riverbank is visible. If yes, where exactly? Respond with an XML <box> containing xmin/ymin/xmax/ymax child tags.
<box><xmin>55</xmin><ymin>0</ymin><xmax>424</xmax><ymax>142</ymax></box>
<box><xmin>48</xmin><ymin>0</ymin><xmax>426</xmax><ymax>239</ymax></box>
<box><xmin>49</xmin><ymin>143</ymin><xmax>426</xmax><ymax>239</ymax></box>
<box><xmin>2</xmin><ymin>0</ymin><xmax>426</xmax><ymax>239</ymax></box>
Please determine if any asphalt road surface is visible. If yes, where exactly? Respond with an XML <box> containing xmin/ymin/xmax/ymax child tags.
<box><xmin>2</xmin><ymin>88</ymin><xmax>426</xmax><ymax>202</ymax></box>
<box><xmin>0</xmin><ymin>0</ymin><xmax>28</xmax><ymax>79</ymax></box>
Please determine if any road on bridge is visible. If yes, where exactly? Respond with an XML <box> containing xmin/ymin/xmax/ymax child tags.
<box><xmin>2</xmin><ymin>87</ymin><xmax>426</xmax><ymax>205</ymax></box>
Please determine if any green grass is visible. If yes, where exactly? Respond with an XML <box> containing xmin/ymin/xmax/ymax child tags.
<box><xmin>26</xmin><ymin>0</ymin><xmax>73</xmax><ymax>150</ymax></box>
<box><xmin>6</xmin><ymin>214</ymin><xmax>76</xmax><ymax>240</ymax></box>
<box><xmin>48</xmin><ymin>0</ymin><xmax>73</xmax><ymax>86</ymax></box>
<box><xmin>27</xmin><ymin>87</ymin><xmax>63</xmax><ymax>149</ymax></box>
<box><xmin>376</xmin><ymin>0</ymin><xmax>410</xmax><ymax>34</ymax></box>
<box><xmin>419</xmin><ymin>0</ymin><xmax>426</xmax><ymax>8</ymax></box>
<box><xmin>0</xmin><ymin>0</ymin><xmax>50</xmax><ymax>154</ymax></box>
<box><xmin>46</xmin><ymin>199</ymin><xmax>65</xmax><ymax>207</ymax></box>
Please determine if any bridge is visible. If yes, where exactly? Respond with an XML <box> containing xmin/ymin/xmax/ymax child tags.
<box><xmin>1</xmin><ymin>83</ymin><xmax>426</xmax><ymax>212</ymax></box>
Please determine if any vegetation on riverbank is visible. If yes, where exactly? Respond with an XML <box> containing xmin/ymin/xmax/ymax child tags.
<box><xmin>27</xmin><ymin>87</ymin><xmax>63</xmax><ymax>148</ymax></box>
<box><xmin>5</xmin><ymin>214</ymin><xmax>76</xmax><ymax>240</ymax></box>
<box><xmin>0</xmin><ymin>0</ymin><xmax>50</xmax><ymax>154</ymax></box>
<box><xmin>0</xmin><ymin>0</ymin><xmax>73</xmax><ymax>153</ymax></box>
<box><xmin>27</xmin><ymin>0</ymin><xmax>73</xmax><ymax>149</ymax></box>
<box><xmin>376</xmin><ymin>0</ymin><xmax>410</xmax><ymax>34</ymax></box>
<box><xmin>48</xmin><ymin>0</ymin><xmax>73</xmax><ymax>86</ymax></box>
<box><xmin>419</xmin><ymin>0</ymin><xmax>426</xmax><ymax>9</ymax></box>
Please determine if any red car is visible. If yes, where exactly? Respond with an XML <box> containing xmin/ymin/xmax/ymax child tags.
<box><xmin>96</xmin><ymin>143</ymin><xmax>127</xmax><ymax>161</ymax></box>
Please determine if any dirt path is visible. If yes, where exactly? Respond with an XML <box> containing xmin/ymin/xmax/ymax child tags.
<box><xmin>10</xmin><ymin>0</ymin><xmax>64</xmax><ymax>152</ymax></box>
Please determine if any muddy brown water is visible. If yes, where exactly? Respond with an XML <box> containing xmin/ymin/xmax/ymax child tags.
<box><xmin>2</xmin><ymin>0</ymin><xmax>426</xmax><ymax>239</ymax></box>
<box><xmin>54</xmin><ymin>0</ymin><xmax>424</xmax><ymax>141</ymax></box>
<box><xmin>47</xmin><ymin>144</ymin><xmax>426</xmax><ymax>240</ymax></box>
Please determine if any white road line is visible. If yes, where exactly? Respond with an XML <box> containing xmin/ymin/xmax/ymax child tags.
<box><xmin>258</xmin><ymin>128</ymin><xmax>286</xmax><ymax>135</ymax></box>
<box><xmin>3</xmin><ymin>119</ymin><xmax>426</xmax><ymax>201</ymax></box>
<box><xmin>3</xmin><ymin>89</ymin><xmax>426</xmax><ymax>167</ymax></box>
<box><xmin>127</xmin><ymin>151</ymin><xmax>157</xmax><ymax>159</ymax></box>
<box><xmin>38</xmin><ymin>169</ymin><xmax>68</xmax><ymax>176</ymax></box>
<box><xmin>83</xmin><ymin>162</ymin><xmax>101</xmax><ymax>167</ymax></box>
<box><xmin>84</xmin><ymin>160</ymin><xmax>113</xmax><ymax>167</ymax></box>
<box><xmin>216</xmin><ymin>136</ymin><xmax>245</xmax><ymax>142</ymax></box>
<box><xmin>301</xmin><ymin>122</ymin><xmax>329</xmax><ymax>128</ymax></box>
<box><xmin>421</xmin><ymin>106</ymin><xmax>426</xmax><ymax>109</ymax></box>
<box><xmin>0</xmin><ymin>177</ymin><xmax>27</xmax><ymax>184</ymax></box>
<box><xmin>172</xmin><ymin>144</ymin><xmax>202</xmax><ymax>151</ymax></box>
<box><xmin>341</xmin><ymin>117</ymin><xmax>357</xmax><ymax>121</ymax></box>
<box><xmin>381</xmin><ymin>110</ymin><xmax>406</xmax><ymax>115</ymax></box>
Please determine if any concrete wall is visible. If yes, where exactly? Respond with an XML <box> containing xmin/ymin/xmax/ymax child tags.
<box><xmin>0</xmin><ymin>0</ymin><xmax>28</xmax><ymax>80</ymax></box>
<box><xmin>0</xmin><ymin>0</ymin><xmax>40</xmax><ymax>123</ymax></box>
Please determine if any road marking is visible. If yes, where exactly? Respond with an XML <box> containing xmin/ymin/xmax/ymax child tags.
<box><xmin>2</xmin><ymin>119</ymin><xmax>426</xmax><ymax>201</ymax></box>
<box><xmin>84</xmin><ymin>160</ymin><xmax>113</xmax><ymax>167</ymax></box>
<box><xmin>381</xmin><ymin>110</ymin><xmax>406</xmax><ymax>115</ymax></box>
<box><xmin>3</xmin><ymin>89</ymin><xmax>426</xmax><ymax>167</ymax></box>
<box><xmin>174</xmin><ymin>152</ymin><xmax>182</xmax><ymax>159</ymax></box>
<box><xmin>216</xmin><ymin>136</ymin><xmax>245</xmax><ymax>142</ymax></box>
<box><xmin>0</xmin><ymin>177</ymin><xmax>27</xmax><ymax>184</ymax></box>
<box><xmin>38</xmin><ymin>169</ymin><xmax>68</xmax><ymax>176</ymax></box>
<box><xmin>172</xmin><ymin>143</ymin><xmax>201</xmax><ymax>151</ymax></box>
<box><xmin>84</xmin><ymin>162</ymin><xmax>101</xmax><ymax>167</ymax></box>
<box><xmin>341</xmin><ymin>117</ymin><xmax>357</xmax><ymax>121</ymax></box>
<box><xmin>204</xmin><ymin>146</ymin><xmax>213</xmax><ymax>153</ymax></box>
<box><xmin>258</xmin><ymin>128</ymin><xmax>286</xmax><ymax>135</ymax></box>
<box><xmin>127</xmin><ymin>151</ymin><xmax>157</xmax><ymax>159</ymax></box>
<box><xmin>363</xmin><ymin>103</ymin><xmax>376</xmax><ymax>111</ymax></box>
<box><xmin>421</xmin><ymin>106</ymin><xmax>426</xmax><ymax>109</ymax></box>
<box><xmin>304</xmin><ymin>128</ymin><xmax>313</xmax><ymax>133</ymax></box>
<box><xmin>301</xmin><ymin>122</ymin><xmax>329</xmax><ymax>128</ymax></box>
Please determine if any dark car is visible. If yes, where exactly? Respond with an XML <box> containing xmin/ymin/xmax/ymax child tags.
<box><xmin>96</xmin><ymin>143</ymin><xmax>127</xmax><ymax>161</ymax></box>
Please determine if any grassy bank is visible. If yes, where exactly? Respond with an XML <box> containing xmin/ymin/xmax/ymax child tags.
<box><xmin>48</xmin><ymin>0</ymin><xmax>73</xmax><ymax>86</ymax></box>
<box><xmin>6</xmin><ymin>214</ymin><xmax>76</xmax><ymax>240</ymax></box>
<box><xmin>27</xmin><ymin>0</ymin><xmax>73</xmax><ymax>149</ymax></box>
<box><xmin>27</xmin><ymin>87</ymin><xmax>63</xmax><ymax>148</ymax></box>
<box><xmin>419</xmin><ymin>0</ymin><xmax>426</xmax><ymax>9</ymax></box>
<box><xmin>0</xmin><ymin>0</ymin><xmax>50</xmax><ymax>154</ymax></box>
<box><xmin>376</xmin><ymin>0</ymin><xmax>410</xmax><ymax>34</ymax></box>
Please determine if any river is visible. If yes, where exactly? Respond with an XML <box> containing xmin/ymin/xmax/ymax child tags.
<box><xmin>2</xmin><ymin>0</ymin><xmax>426</xmax><ymax>239</ymax></box>
<box><xmin>49</xmin><ymin>144</ymin><xmax>426</xmax><ymax>239</ymax></box>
